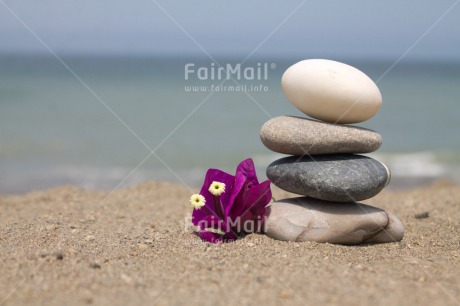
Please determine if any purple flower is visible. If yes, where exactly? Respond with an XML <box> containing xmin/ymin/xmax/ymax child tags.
<box><xmin>190</xmin><ymin>158</ymin><xmax>272</xmax><ymax>243</ymax></box>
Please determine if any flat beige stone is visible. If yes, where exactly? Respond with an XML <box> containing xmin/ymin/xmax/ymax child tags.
<box><xmin>365</xmin><ymin>212</ymin><xmax>404</xmax><ymax>243</ymax></box>
<box><xmin>263</xmin><ymin>197</ymin><xmax>404</xmax><ymax>245</ymax></box>
<box><xmin>260</xmin><ymin>116</ymin><xmax>382</xmax><ymax>155</ymax></box>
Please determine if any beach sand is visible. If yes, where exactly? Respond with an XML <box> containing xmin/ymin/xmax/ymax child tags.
<box><xmin>0</xmin><ymin>181</ymin><xmax>458</xmax><ymax>306</ymax></box>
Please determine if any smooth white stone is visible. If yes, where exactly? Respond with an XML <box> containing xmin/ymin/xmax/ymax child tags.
<box><xmin>282</xmin><ymin>59</ymin><xmax>382</xmax><ymax>124</ymax></box>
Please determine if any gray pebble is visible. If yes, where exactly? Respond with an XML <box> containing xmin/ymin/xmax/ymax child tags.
<box><xmin>53</xmin><ymin>250</ymin><xmax>64</xmax><ymax>260</ymax></box>
<box><xmin>260</xmin><ymin>116</ymin><xmax>382</xmax><ymax>155</ymax></box>
<box><xmin>415</xmin><ymin>211</ymin><xmax>429</xmax><ymax>219</ymax></box>
<box><xmin>266</xmin><ymin>154</ymin><xmax>390</xmax><ymax>202</ymax></box>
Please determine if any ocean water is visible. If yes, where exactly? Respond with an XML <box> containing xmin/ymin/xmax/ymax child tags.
<box><xmin>1</xmin><ymin>55</ymin><xmax>459</xmax><ymax>194</ymax></box>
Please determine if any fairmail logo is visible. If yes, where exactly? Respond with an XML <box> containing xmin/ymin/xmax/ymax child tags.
<box><xmin>184</xmin><ymin>62</ymin><xmax>276</xmax><ymax>81</ymax></box>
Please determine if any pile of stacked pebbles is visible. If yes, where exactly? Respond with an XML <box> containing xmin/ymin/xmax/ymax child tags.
<box><xmin>261</xmin><ymin>59</ymin><xmax>404</xmax><ymax>245</ymax></box>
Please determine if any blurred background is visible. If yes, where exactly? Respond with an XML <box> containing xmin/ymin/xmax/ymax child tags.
<box><xmin>0</xmin><ymin>0</ymin><xmax>459</xmax><ymax>194</ymax></box>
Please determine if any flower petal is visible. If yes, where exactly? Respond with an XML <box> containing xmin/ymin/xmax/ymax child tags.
<box><xmin>193</xmin><ymin>168</ymin><xmax>235</xmax><ymax>223</ymax></box>
<box><xmin>195</xmin><ymin>215</ymin><xmax>223</xmax><ymax>231</ymax></box>
<box><xmin>194</xmin><ymin>215</ymin><xmax>238</xmax><ymax>243</ymax></box>
<box><xmin>232</xmin><ymin>180</ymin><xmax>272</xmax><ymax>233</ymax></box>
<box><xmin>224</xmin><ymin>172</ymin><xmax>245</xmax><ymax>217</ymax></box>
<box><xmin>236</xmin><ymin>158</ymin><xmax>259</xmax><ymax>185</ymax></box>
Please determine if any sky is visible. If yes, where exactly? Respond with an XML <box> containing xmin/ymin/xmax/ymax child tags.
<box><xmin>0</xmin><ymin>0</ymin><xmax>459</xmax><ymax>60</ymax></box>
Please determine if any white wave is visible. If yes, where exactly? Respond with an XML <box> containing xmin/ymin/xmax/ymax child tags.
<box><xmin>255</xmin><ymin>151</ymin><xmax>455</xmax><ymax>179</ymax></box>
<box><xmin>2</xmin><ymin>151</ymin><xmax>459</xmax><ymax>194</ymax></box>
<box><xmin>365</xmin><ymin>151</ymin><xmax>448</xmax><ymax>177</ymax></box>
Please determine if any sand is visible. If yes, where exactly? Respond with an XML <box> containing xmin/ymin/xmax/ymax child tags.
<box><xmin>0</xmin><ymin>181</ymin><xmax>459</xmax><ymax>306</ymax></box>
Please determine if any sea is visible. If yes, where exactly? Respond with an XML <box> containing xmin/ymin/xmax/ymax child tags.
<box><xmin>1</xmin><ymin>55</ymin><xmax>459</xmax><ymax>194</ymax></box>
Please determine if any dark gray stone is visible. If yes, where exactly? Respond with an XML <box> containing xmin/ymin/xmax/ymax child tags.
<box><xmin>263</xmin><ymin>197</ymin><xmax>404</xmax><ymax>244</ymax></box>
<box><xmin>260</xmin><ymin>116</ymin><xmax>382</xmax><ymax>155</ymax></box>
<box><xmin>266</xmin><ymin>154</ymin><xmax>390</xmax><ymax>202</ymax></box>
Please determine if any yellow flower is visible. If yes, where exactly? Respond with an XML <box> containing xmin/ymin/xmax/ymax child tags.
<box><xmin>189</xmin><ymin>194</ymin><xmax>206</xmax><ymax>210</ymax></box>
<box><xmin>209</xmin><ymin>181</ymin><xmax>226</xmax><ymax>196</ymax></box>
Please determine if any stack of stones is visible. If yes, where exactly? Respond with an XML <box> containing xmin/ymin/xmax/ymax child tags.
<box><xmin>261</xmin><ymin>59</ymin><xmax>404</xmax><ymax>245</ymax></box>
